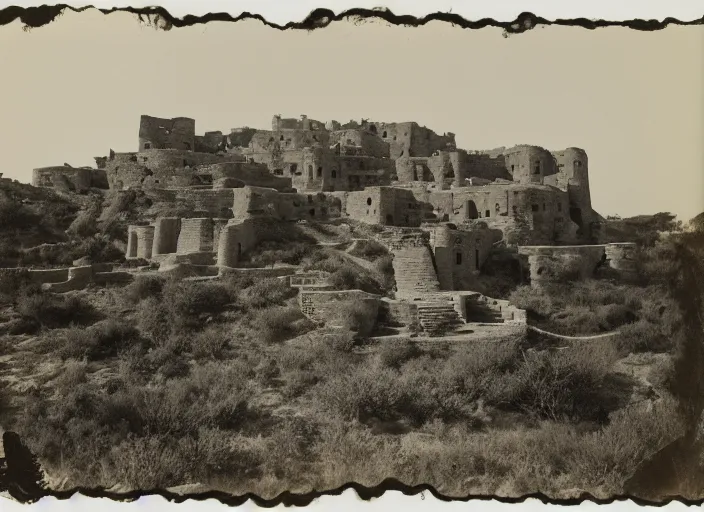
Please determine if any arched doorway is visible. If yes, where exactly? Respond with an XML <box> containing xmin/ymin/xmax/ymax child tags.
<box><xmin>385</xmin><ymin>214</ymin><xmax>394</xmax><ymax>225</ymax></box>
<box><xmin>466</xmin><ymin>200</ymin><xmax>479</xmax><ymax>220</ymax></box>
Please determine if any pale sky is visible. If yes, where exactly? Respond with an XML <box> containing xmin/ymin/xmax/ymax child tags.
<box><xmin>0</xmin><ymin>10</ymin><xmax>702</xmax><ymax>220</ymax></box>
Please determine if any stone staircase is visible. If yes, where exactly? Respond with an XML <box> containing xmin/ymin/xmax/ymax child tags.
<box><xmin>416</xmin><ymin>301</ymin><xmax>463</xmax><ymax>336</ymax></box>
<box><xmin>391</xmin><ymin>246</ymin><xmax>441</xmax><ymax>299</ymax></box>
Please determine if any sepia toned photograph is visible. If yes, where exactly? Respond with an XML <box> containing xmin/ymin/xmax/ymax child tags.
<box><xmin>0</xmin><ymin>7</ymin><xmax>703</xmax><ymax>504</ymax></box>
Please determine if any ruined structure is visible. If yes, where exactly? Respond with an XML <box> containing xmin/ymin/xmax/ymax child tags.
<box><xmin>24</xmin><ymin>113</ymin><xmax>630</xmax><ymax>338</ymax></box>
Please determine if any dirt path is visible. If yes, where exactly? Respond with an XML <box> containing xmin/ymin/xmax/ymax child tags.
<box><xmin>527</xmin><ymin>325</ymin><xmax>621</xmax><ymax>341</ymax></box>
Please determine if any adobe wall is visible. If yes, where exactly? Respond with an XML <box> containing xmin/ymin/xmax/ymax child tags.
<box><xmin>330</xmin><ymin>129</ymin><xmax>390</xmax><ymax>158</ymax></box>
<box><xmin>429</xmin><ymin>224</ymin><xmax>503</xmax><ymax>290</ymax></box>
<box><xmin>231</xmin><ymin>186</ymin><xmax>281</xmax><ymax>220</ymax></box>
<box><xmin>174</xmin><ymin>189</ymin><xmax>235</xmax><ymax>218</ymax></box>
<box><xmin>216</xmin><ymin>218</ymin><xmax>260</xmax><ymax>268</ymax></box>
<box><xmin>248</xmin><ymin>128</ymin><xmax>330</xmax><ymax>154</ymax></box>
<box><xmin>126</xmin><ymin>225</ymin><xmax>155</xmax><ymax>259</ymax></box>
<box><xmin>104</xmin><ymin>150</ymin><xmax>230</xmax><ymax>190</ymax></box>
<box><xmin>32</xmin><ymin>167</ymin><xmax>93</xmax><ymax>192</ymax></box>
<box><xmin>196</xmin><ymin>161</ymin><xmax>292</xmax><ymax>191</ymax></box>
<box><xmin>380</xmin><ymin>122</ymin><xmax>456</xmax><ymax>159</ymax></box>
<box><xmin>343</xmin><ymin>187</ymin><xmax>421</xmax><ymax>227</ymax></box>
<box><xmin>138</xmin><ymin>115</ymin><xmax>196</xmax><ymax>152</ymax></box>
<box><xmin>422</xmin><ymin>184</ymin><xmax>576</xmax><ymax>245</ymax></box>
<box><xmin>152</xmin><ymin>217</ymin><xmax>181</xmax><ymax>256</ymax></box>
<box><xmin>503</xmin><ymin>145</ymin><xmax>559</xmax><ymax>185</ymax></box>
<box><xmin>336</xmin><ymin>154</ymin><xmax>393</xmax><ymax>192</ymax></box>
<box><xmin>272</xmin><ymin>115</ymin><xmax>326</xmax><ymax>131</ymax></box>
<box><xmin>518</xmin><ymin>245</ymin><xmax>606</xmax><ymax>286</ymax></box>
<box><xmin>176</xmin><ymin>218</ymin><xmax>214</xmax><ymax>254</ymax></box>
<box><xmin>461</xmin><ymin>151</ymin><xmax>512</xmax><ymax>183</ymax></box>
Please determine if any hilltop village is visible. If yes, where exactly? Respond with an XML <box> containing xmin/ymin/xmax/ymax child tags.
<box><xmin>26</xmin><ymin>114</ymin><xmax>638</xmax><ymax>337</ymax></box>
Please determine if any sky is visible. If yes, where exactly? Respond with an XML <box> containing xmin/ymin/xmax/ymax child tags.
<box><xmin>0</xmin><ymin>10</ymin><xmax>702</xmax><ymax>220</ymax></box>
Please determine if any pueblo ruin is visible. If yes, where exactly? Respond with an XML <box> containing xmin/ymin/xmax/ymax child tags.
<box><xmin>26</xmin><ymin>113</ymin><xmax>638</xmax><ymax>338</ymax></box>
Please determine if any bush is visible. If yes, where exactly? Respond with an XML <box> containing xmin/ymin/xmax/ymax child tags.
<box><xmin>124</xmin><ymin>275</ymin><xmax>166</xmax><ymax>304</ymax></box>
<box><xmin>239</xmin><ymin>278</ymin><xmax>296</xmax><ymax>310</ymax></box>
<box><xmin>16</xmin><ymin>292</ymin><xmax>98</xmax><ymax>331</ymax></box>
<box><xmin>251</xmin><ymin>306</ymin><xmax>312</xmax><ymax>344</ymax></box>
<box><xmin>348</xmin><ymin>240</ymin><xmax>388</xmax><ymax>261</ymax></box>
<box><xmin>377</xmin><ymin>342</ymin><xmax>422</xmax><ymax>369</ymax></box>
<box><xmin>45</xmin><ymin>320</ymin><xmax>143</xmax><ymax>361</ymax></box>
<box><xmin>615</xmin><ymin>319</ymin><xmax>671</xmax><ymax>355</ymax></box>
<box><xmin>338</xmin><ymin>299</ymin><xmax>378</xmax><ymax>337</ymax></box>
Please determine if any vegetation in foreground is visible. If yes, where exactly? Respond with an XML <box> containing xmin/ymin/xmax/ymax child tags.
<box><xmin>0</xmin><ymin>221</ymin><xmax>699</xmax><ymax>499</ymax></box>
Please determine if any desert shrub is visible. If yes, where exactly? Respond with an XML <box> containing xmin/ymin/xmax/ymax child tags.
<box><xmin>162</xmin><ymin>280</ymin><xmax>233</xmax><ymax>326</ymax></box>
<box><xmin>44</xmin><ymin>320</ymin><xmax>143</xmax><ymax>361</ymax></box>
<box><xmin>348</xmin><ymin>240</ymin><xmax>388</xmax><ymax>261</ymax></box>
<box><xmin>615</xmin><ymin>319</ymin><xmax>671</xmax><ymax>355</ymax></box>
<box><xmin>16</xmin><ymin>292</ymin><xmax>97</xmax><ymax>331</ymax></box>
<box><xmin>0</xmin><ymin>200</ymin><xmax>41</xmax><ymax>232</ymax></box>
<box><xmin>0</xmin><ymin>271</ymin><xmax>39</xmax><ymax>305</ymax></box>
<box><xmin>53</xmin><ymin>359</ymin><xmax>89</xmax><ymax>395</ymax></box>
<box><xmin>508</xmin><ymin>341</ymin><xmax>619</xmax><ymax>421</ymax></box>
<box><xmin>337</xmin><ymin>299</ymin><xmax>378</xmax><ymax>337</ymax></box>
<box><xmin>136</xmin><ymin>297</ymin><xmax>171</xmax><ymax>342</ymax></box>
<box><xmin>124</xmin><ymin>274</ymin><xmax>166</xmax><ymax>304</ymax></box>
<box><xmin>71</xmin><ymin>234</ymin><xmax>124</xmax><ymax>263</ymax></box>
<box><xmin>243</xmin><ymin>241</ymin><xmax>316</xmax><ymax>268</ymax></box>
<box><xmin>326</xmin><ymin>331</ymin><xmax>357</xmax><ymax>353</ymax></box>
<box><xmin>251</xmin><ymin>306</ymin><xmax>312</xmax><ymax>344</ymax></box>
<box><xmin>239</xmin><ymin>278</ymin><xmax>296</xmax><ymax>310</ymax></box>
<box><xmin>185</xmin><ymin>325</ymin><xmax>230</xmax><ymax>359</ymax></box>
<box><xmin>377</xmin><ymin>342</ymin><xmax>423</xmax><ymax>369</ymax></box>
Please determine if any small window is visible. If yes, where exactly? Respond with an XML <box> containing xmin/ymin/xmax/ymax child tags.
<box><xmin>456</xmin><ymin>252</ymin><xmax>462</xmax><ymax>265</ymax></box>
<box><xmin>308</xmin><ymin>165</ymin><xmax>313</xmax><ymax>178</ymax></box>
<box><xmin>543</xmin><ymin>203</ymin><xmax>547</xmax><ymax>211</ymax></box>
<box><xmin>367</xmin><ymin>197</ymin><xmax>372</xmax><ymax>206</ymax></box>
<box><xmin>307</xmin><ymin>195</ymin><xmax>313</xmax><ymax>204</ymax></box>
<box><xmin>532</xmin><ymin>204</ymin><xmax>539</xmax><ymax>212</ymax></box>
<box><xmin>274</xmin><ymin>169</ymin><xmax>283</xmax><ymax>176</ymax></box>
<box><xmin>290</xmin><ymin>163</ymin><xmax>298</xmax><ymax>174</ymax></box>
<box><xmin>317</xmin><ymin>166</ymin><xmax>323</xmax><ymax>178</ymax></box>
<box><xmin>512</xmin><ymin>205</ymin><xmax>518</xmax><ymax>214</ymax></box>
<box><xmin>309</xmin><ymin>209</ymin><xmax>315</xmax><ymax>217</ymax></box>
<box><xmin>533</xmin><ymin>161</ymin><xmax>541</xmax><ymax>175</ymax></box>
<box><xmin>511</xmin><ymin>164</ymin><xmax>514</xmax><ymax>172</ymax></box>
<box><xmin>280</xmin><ymin>135</ymin><xmax>284</xmax><ymax>141</ymax></box>
<box><xmin>331</xmin><ymin>169</ymin><xmax>337</xmax><ymax>179</ymax></box>
<box><xmin>485</xmin><ymin>210</ymin><xmax>491</xmax><ymax>218</ymax></box>
<box><xmin>495</xmin><ymin>203</ymin><xmax>501</xmax><ymax>212</ymax></box>
<box><xmin>382</xmin><ymin>131</ymin><xmax>388</xmax><ymax>138</ymax></box>
<box><xmin>144</xmin><ymin>143</ymin><xmax>151</xmax><ymax>149</ymax></box>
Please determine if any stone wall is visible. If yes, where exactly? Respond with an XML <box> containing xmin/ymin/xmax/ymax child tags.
<box><xmin>196</xmin><ymin>161</ymin><xmax>292</xmax><ymax>191</ymax></box>
<box><xmin>429</xmin><ymin>224</ymin><xmax>503</xmax><ymax>290</ymax></box>
<box><xmin>152</xmin><ymin>217</ymin><xmax>181</xmax><ymax>256</ymax></box>
<box><xmin>174</xmin><ymin>189</ymin><xmax>236</xmax><ymax>218</ymax></box>
<box><xmin>32</xmin><ymin>166</ymin><xmax>94</xmax><ymax>192</ymax></box>
<box><xmin>127</xmin><ymin>225</ymin><xmax>155</xmax><ymax>259</ymax></box>
<box><xmin>344</xmin><ymin>187</ymin><xmax>421</xmax><ymax>227</ymax></box>
<box><xmin>298</xmin><ymin>289</ymin><xmax>381</xmax><ymax>333</ymax></box>
<box><xmin>138</xmin><ymin>115</ymin><xmax>196</xmax><ymax>152</ymax></box>
<box><xmin>605</xmin><ymin>242</ymin><xmax>638</xmax><ymax>277</ymax></box>
<box><xmin>216</xmin><ymin>218</ymin><xmax>260</xmax><ymax>268</ymax></box>
<box><xmin>503</xmin><ymin>145</ymin><xmax>559</xmax><ymax>185</ymax></box>
<box><xmin>518</xmin><ymin>245</ymin><xmax>606</xmax><ymax>286</ymax></box>
<box><xmin>330</xmin><ymin>129</ymin><xmax>390</xmax><ymax>158</ymax></box>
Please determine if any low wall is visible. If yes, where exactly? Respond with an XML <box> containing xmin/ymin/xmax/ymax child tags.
<box><xmin>605</xmin><ymin>242</ymin><xmax>638</xmax><ymax>276</ymax></box>
<box><xmin>460</xmin><ymin>292</ymin><xmax>527</xmax><ymax>324</ymax></box>
<box><xmin>27</xmin><ymin>268</ymin><xmax>70</xmax><ymax>284</ymax></box>
<box><xmin>218</xmin><ymin>265</ymin><xmax>299</xmax><ymax>279</ymax></box>
<box><xmin>299</xmin><ymin>289</ymin><xmax>381</xmax><ymax>334</ymax></box>
<box><xmin>518</xmin><ymin>245</ymin><xmax>606</xmax><ymax>286</ymax></box>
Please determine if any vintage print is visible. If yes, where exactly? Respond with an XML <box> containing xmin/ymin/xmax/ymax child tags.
<box><xmin>0</xmin><ymin>8</ymin><xmax>703</xmax><ymax>504</ymax></box>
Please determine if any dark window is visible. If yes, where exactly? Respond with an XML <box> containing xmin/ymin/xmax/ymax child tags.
<box><xmin>317</xmin><ymin>166</ymin><xmax>322</xmax><ymax>178</ymax></box>
<box><xmin>309</xmin><ymin>209</ymin><xmax>315</xmax><ymax>217</ymax></box>
<box><xmin>144</xmin><ymin>143</ymin><xmax>151</xmax><ymax>149</ymax></box>
<box><xmin>404</xmin><ymin>215</ymin><xmax>409</xmax><ymax>224</ymax></box>
<box><xmin>280</xmin><ymin>135</ymin><xmax>284</xmax><ymax>141</ymax></box>
<box><xmin>367</xmin><ymin>197</ymin><xmax>372</xmax><ymax>206</ymax></box>
<box><xmin>331</xmin><ymin>169</ymin><xmax>337</xmax><ymax>179</ymax></box>
<box><xmin>274</xmin><ymin>169</ymin><xmax>283</xmax><ymax>176</ymax></box>
<box><xmin>543</xmin><ymin>203</ymin><xmax>547</xmax><ymax>211</ymax></box>
<box><xmin>382</xmin><ymin>131</ymin><xmax>387</xmax><ymax>138</ymax></box>
<box><xmin>369</xmin><ymin>124</ymin><xmax>377</xmax><ymax>134</ymax></box>
<box><xmin>532</xmin><ymin>204</ymin><xmax>539</xmax><ymax>212</ymax></box>
<box><xmin>456</xmin><ymin>252</ymin><xmax>462</xmax><ymax>265</ymax></box>
<box><xmin>495</xmin><ymin>203</ymin><xmax>501</xmax><ymax>212</ymax></box>
<box><xmin>533</xmin><ymin>161</ymin><xmax>541</xmax><ymax>175</ymax></box>
<box><xmin>511</xmin><ymin>164</ymin><xmax>514</xmax><ymax>172</ymax></box>
<box><xmin>485</xmin><ymin>210</ymin><xmax>491</xmax><ymax>218</ymax></box>
<box><xmin>184</xmin><ymin>142</ymin><xmax>191</xmax><ymax>150</ymax></box>
<box><xmin>512</xmin><ymin>205</ymin><xmax>518</xmax><ymax>215</ymax></box>
<box><xmin>308</xmin><ymin>165</ymin><xmax>313</xmax><ymax>178</ymax></box>
<box><xmin>290</xmin><ymin>163</ymin><xmax>298</xmax><ymax>174</ymax></box>
<box><xmin>307</xmin><ymin>195</ymin><xmax>313</xmax><ymax>204</ymax></box>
